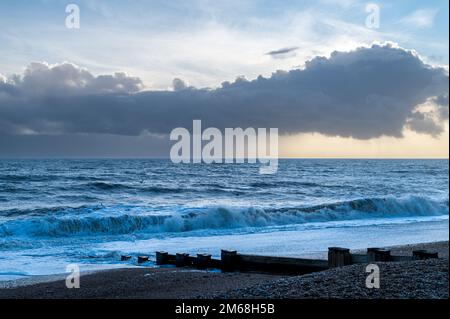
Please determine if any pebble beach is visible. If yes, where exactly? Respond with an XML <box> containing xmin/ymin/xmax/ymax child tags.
<box><xmin>0</xmin><ymin>241</ymin><xmax>447</xmax><ymax>299</ymax></box>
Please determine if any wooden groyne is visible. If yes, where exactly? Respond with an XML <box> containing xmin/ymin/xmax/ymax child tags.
<box><xmin>220</xmin><ymin>250</ymin><xmax>328</xmax><ymax>274</ymax></box>
<box><xmin>152</xmin><ymin>250</ymin><xmax>328</xmax><ymax>274</ymax></box>
<box><xmin>328</xmin><ymin>247</ymin><xmax>439</xmax><ymax>267</ymax></box>
<box><xmin>120</xmin><ymin>247</ymin><xmax>439</xmax><ymax>275</ymax></box>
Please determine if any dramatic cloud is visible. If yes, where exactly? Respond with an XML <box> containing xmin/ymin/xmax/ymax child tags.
<box><xmin>433</xmin><ymin>94</ymin><xmax>449</xmax><ymax>120</ymax></box>
<box><xmin>0</xmin><ymin>44</ymin><xmax>448</xmax><ymax>140</ymax></box>
<box><xmin>407</xmin><ymin>111</ymin><xmax>443</xmax><ymax>136</ymax></box>
<box><xmin>6</xmin><ymin>62</ymin><xmax>144</xmax><ymax>97</ymax></box>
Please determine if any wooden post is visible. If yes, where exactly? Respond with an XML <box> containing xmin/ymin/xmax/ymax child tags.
<box><xmin>176</xmin><ymin>253</ymin><xmax>190</xmax><ymax>267</ymax></box>
<box><xmin>137</xmin><ymin>255</ymin><xmax>149</xmax><ymax>263</ymax></box>
<box><xmin>413</xmin><ymin>250</ymin><xmax>438</xmax><ymax>260</ymax></box>
<box><xmin>221</xmin><ymin>250</ymin><xmax>238</xmax><ymax>272</ymax></box>
<box><xmin>156</xmin><ymin>251</ymin><xmax>169</xmax><ymax>265</ymax></box>
<box><xmin>328</xmin><ymin>247</ymin><xmax>351</xmax><ymax>268</ymax></box>
<box><xmin>367</xmin><ymin>248</ymin><xmax>391</xmax><ymax>262</ymax></box>
<box><xmin>196</xmin><ymin>254</ymin><xmax>212</xmax><ymax>269</ymax></box>
<box><xmin>120</xmin><ymin>255</ymin><xmax>132</xmax><ymax>261</ymax></box>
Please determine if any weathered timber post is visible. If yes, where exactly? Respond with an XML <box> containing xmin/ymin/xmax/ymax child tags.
<box><xmin>328</xmin><ymin>247</ymin><xmax>352</xmax><ymax>268</ymax></box>
<box><xmin>156</xmin><ymin>251</ymin><xmax>169</xmax><ymax>265</ymax></box>
<box><xmin>137</xmin><ymin>255</ymin><xmax>149</xmax><ymax>263</ymax></box>
<box><xmin>367</xmin><ymin>248</ymin><xmax>391</xmax><ymax>262</ymax></box>
<box><xmin>412</xmin><ymin>250</ymin><xmax>438</xmax><ymax>260</ymax></box>
<box><xmin>221</xmin><ymin>250</ymin><xmax>238</xmax><ymax>272</ymax></box>
<box><xmin>176</xmin><ymin>253</ymin><xmax>190</xmax><ymax>267</ymax></box>
<box><xmin>196</xmin><ymin>254</ymin><xmax>212</xmax><ymax>269</ymax></box>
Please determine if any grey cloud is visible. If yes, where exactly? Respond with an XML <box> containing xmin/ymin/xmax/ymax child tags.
<box><xmin>433</xmin><ymin>94</ymin><xmax>449</xmax><ymax>120</ymax></box>
<box><xmin>173</xmin><ymin>78</ymin><xmax>189</xmax><ymax>91</ymax></box>
<box><xmin>0</xmin><ymin>133</ymin><xmax>170</xmax><ymax>158</ymax></box>
<box><xmin>9</xmin><ymin>62</ymin><xmax>144</xmax><ymax>97</ymax></box>
<box><xmin>407</xmin><ymin>111</ymin><xmax>443</xmax><ymax>136</ymax></box>
<box><xmin>0</xmin><ymin>44</ymin><xmax>448</xmax><ymax>142</ymax></box>
<box><xmin>265</xmin><ymin>47</ymin><xmax>299</xmax><ymax>59</ymax></box>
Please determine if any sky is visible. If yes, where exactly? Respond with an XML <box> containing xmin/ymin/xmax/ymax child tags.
<box><xmin>0</xmin><ymin>0</ymin><xmax>449</xmax><ymax>158</ymax></box>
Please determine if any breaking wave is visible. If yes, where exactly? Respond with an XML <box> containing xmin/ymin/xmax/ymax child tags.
<box><xmin>0</xmin><ymin>196</ymin><xmax>447</xmax><ymax>238</ymax></box>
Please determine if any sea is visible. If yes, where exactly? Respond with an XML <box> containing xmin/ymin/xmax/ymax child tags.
<box><xmin>0</xmin><ymin>159</ymin><xmax>448</xmax><ymax>280</ymax></box>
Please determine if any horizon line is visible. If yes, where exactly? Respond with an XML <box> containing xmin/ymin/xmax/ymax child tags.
<box><xmin>0</xmin><ymin>156</ymin><xmax>448</xmax><ymax>160</ymax></box>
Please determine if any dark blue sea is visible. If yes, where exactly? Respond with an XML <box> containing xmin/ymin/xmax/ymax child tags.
<box><xmin>0</xmin><ymin>159</ymin><xmax>448</xmax><ymax>279</ymax></box>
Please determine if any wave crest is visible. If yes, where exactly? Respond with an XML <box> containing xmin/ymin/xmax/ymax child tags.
<box><xmin>0</xmin><ymin>196</ymin><xmax>447</xmax><ymax>237</ymax></box>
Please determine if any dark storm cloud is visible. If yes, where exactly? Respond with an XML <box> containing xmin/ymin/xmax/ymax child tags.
<box><xmin>407</xmin><ymin>111</ymin><xmax>444</xmax><ymax>136</ymax></box>
<box><xmin>433</xmin><ymin>94</ymin><xmax>449</xmax><ymax>120</ymax></box>
<box><xmin>172</xmin><ymin>78</ymin><xmax>190</xmax><ymax>91</ymax></box>
<box><xmin>0</xmin><ymin>133</ymin><xmax>170</xmax><ymax>158</ymax></box>
<box><xmin>0</xmin><ymin>44</ymin><xmax>448</xmax><ymax>142</ymax></box>
<box><xmin>4</xmin><ymin>62</ymin><xmax>144</xmax><ymax>97</ymax></box>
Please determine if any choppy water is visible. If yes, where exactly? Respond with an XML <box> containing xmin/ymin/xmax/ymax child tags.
<box><xmin>0</xmin><ymin>159</ymin><xmax>448</xmax><ymax>279</ymax></box>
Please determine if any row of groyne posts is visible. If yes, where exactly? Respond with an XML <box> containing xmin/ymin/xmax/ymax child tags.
<box><xmin>121</xmin><ymin>247</ymin><xmax>439</xmax><ymax>275</ymax></box>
